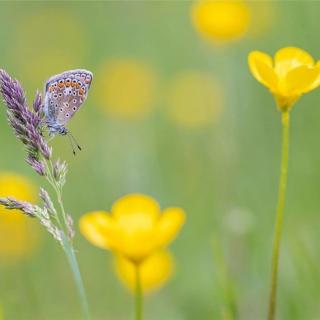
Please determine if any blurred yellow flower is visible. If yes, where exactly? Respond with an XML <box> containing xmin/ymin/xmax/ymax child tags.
<box><xmin>12</xmin><ymin>9</ymin><xmax>87</xmax><ymax>90</ymax></box>
<box><xmin>94</xmin><ymin>59</ymin><xmax>157</xmax><ymax>119</ymax></box>
<box><xmin>247</xmin><ymin>1</ymin><xmax>276</xmax><ymax>38</ymax></box>
<box><xmin>191</xmin><ymin>0</ymin><xmax>251</xmax><ymax>43</ymax></box>
<box><xmin>0</xmin><ymin>172</ymin><xmax>41</xmax><ymax>265</ymax></box>
<box><xmin>80</xmin><ymin>193</ymin><xmax>185</xmax><ymax>263</ymax></box>
<box><xmin>248</xmin><ymin>47</ymin><xmax>320</xmax><ymax>110</ymax></box>
<box><xmin>166</xmin><ymin>71</ymin><xmax>223</xmax><ymax>128</ymax></box>
<box><xmin>114</xmin><ymin>250</ymin><xmax>174</xmax><ymax>293</ymax></box>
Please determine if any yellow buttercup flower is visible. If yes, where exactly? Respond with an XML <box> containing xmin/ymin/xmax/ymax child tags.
<box><xmin>248</xmin><ymin>47</ymin><xmax>320</xmax><ymax>110</ymax></box>
<box><xmin>0</xmin><ymin>172</ymin><xmax>41</xmax><ymax>265</ymax></box>
<box><xmin>191</xmin><ymin>0</ymin><xmax>251</xmax><ymax>43</ymax></box>
<box><xmin>114</xmin><ymin>250</ymin><xmax>174</xmax><ymax>293</ymax></box>
<box><xmin>79</xmin><ymin>193</ymin><xmax>185</xmax><ymax>263</ymax></box>
<box><xmin>80</xmin><ymin>194</ymin><xmax>184</xmax><ymax>319</ymax></box>
<box><xmin>248</xmin><ymin>47</ymin><xmax>320</xmax><ymax>319</ymax></box>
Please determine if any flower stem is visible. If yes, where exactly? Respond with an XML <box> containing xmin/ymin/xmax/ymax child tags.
<box><xmin>267</xmin><ymin>110</ymin><xmax>290</xmax><ymax>320</ymax></box>
<box><xmin>134</xmin><ymin>264</ymin><xmax>143</xmax><ymax>320</ymax></box>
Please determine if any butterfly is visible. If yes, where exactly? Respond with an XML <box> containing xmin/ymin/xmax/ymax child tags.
<box><xmin>44</xmin><ymin>69</ymin><xmax>93</xmax><ymax>136</ymax></box>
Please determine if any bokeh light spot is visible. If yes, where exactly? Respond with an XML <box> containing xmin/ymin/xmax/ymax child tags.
<box><xmin>191</xmin><ymin>0</ymin><xmax>251</xmax><ymax>43</ymax></box>
<box><xmin>0</xmin><ymin>173</ymin><xmax>41</xmax><ymax>265</ymax></box>
<box><xmin>94</xmin><ymin>59</ymin><xmax>157</xmax><ymax>120</ymax></box>
<box><xmin>11</xmin><ymin>9</ymin><xmax>87</xmax><ymax>89</ymax></box>
<box><xmin>166</xmin><ymin>70</ymin><xmax>223</xmax><ymax>128</ymax></box>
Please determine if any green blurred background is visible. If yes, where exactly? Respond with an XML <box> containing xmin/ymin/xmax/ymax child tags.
<box><xmin>1</xmin><ymin>1</ymin><xmax>320</xmax><ymax>319</ymax></box>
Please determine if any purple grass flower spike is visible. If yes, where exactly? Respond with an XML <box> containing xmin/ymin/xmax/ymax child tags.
<box><xmin>26</xmin><ymin>155</ymin><xmax>46</xmax><ymax>176</ymax></box>
<box><xmin>0</xmin><ymin>69</ymin><xmax>52</xmax><ymax>171</ymax></box>
<box><xmin>0</xmin><ymin>197</ymin><xmax>35</xmax><ymax>217</ymax></box>
<box><xmin>39</xmin><ymin>187</ymin><xmax>56</xmax><ymax>216</ymax></box>
<box><xmin>33</xmin><ymin>90</ymin><xmax>42</xmax><ymax>114</ymax></box>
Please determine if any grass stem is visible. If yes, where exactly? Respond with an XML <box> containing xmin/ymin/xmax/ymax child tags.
<box><xmin>45</xmin><ymin>159</ymin><xmax>90</xmax><ymax>320</ymax></box>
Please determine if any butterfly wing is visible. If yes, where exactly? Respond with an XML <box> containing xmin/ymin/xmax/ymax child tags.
<box><xmin>44</xmin><ymin>69</ymin><xmax>93</xmax><ymax>131</ymax></box>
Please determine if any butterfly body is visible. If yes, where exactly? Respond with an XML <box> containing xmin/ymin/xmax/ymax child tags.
<box><xmin>44</xmin><ymin>69</ymin><xmax>93</xmax><ymax>135</ymax></box>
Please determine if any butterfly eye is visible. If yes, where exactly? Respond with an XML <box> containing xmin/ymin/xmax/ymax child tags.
<box><xmin>53</xmin><ymin>93</ymin><xmax>58</xmax><ymax>99</ymax></box>
<box><xmin>58</xmin><ymin>93</ymin><xmax>63</xmax><ymax>97</ymax></box>
<box><xmin>66</xmin><ymin>113</ymin><xmax>70</xmax><ymax>117</ymax></box>
<box><xmin>73</xmin><ymin>106</ymin><xmax>77</xmax><ymax>111</ymax></box>
<box><xmin>50</xmin><ymin>100</ymin><xmax>54</xmax><ymax>105</ymax></box>
<box><xmin>73</xmin><ymin>99</ymin><xmax>77</xmax><ymax>103</ymax></box>
<box><xmin>60</xmin><ymin>108</ymin><xmax>63</xmax><ymax>112</ymax></box>
<box><xmin>65</xmin><ymin>103</ymin><xmax>69</xmax><ymax>107</ymax></box>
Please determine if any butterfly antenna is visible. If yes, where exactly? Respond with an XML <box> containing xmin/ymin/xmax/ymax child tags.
<box><xmin>67</xmin><ymin>133</ymin><xmax>77</xmax><ymax>155</ymax></box>
<box><xmin>69</xmin><ymin>131</ymin><xmax>82</xmax><ymax>151</ymax></box>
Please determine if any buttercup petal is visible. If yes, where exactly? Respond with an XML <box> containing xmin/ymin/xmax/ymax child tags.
<box><xmin>111</xmin><ymin>229</ymin><xmax>158</xmax><ymax>263</ymax></box>
<box><xmin>249</xmin><ymin>51</ymin><xmax>273</xmax><ymax>67</ymax></box>
<box><xmin>248</xmin><ymin>51</ymin><xmax>277</xmax><ymax>90</ymax></box>
<box><xmin>112</xmin><ymin>193</ymin><xmax>160</xmax><ymax>221</ymax></box>
<box><xmin>156</xmin><ymin>207</ymin><xmax>186</xmax><ymax>247</ymax></box>
<box><xmin>79</xmin><ymin>211</ymin><xmax>114</xmax><ymax>249</ymax></box>
<box><xmin>274</xmin><ymin>47</ymin><xmax>314</xmax><ymax>77</ymax></box>
<box><xmin>114</xmin><ymin>250</ymin><xmax>174</xmax><ymax>293</ymax></box>
<box><xmin>285</xmin><ymin>66</ymin><xmax>320</xmax><ymax>94</ymax></box>
<box><xmin>80</xmin><ymin>194</ymin><xmax>186</xmax><ymax>264</ymax></box>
